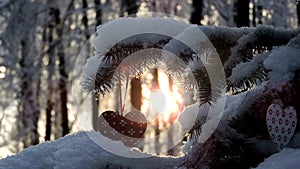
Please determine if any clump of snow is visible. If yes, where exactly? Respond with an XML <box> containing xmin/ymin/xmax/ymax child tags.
<box><xmin>264</xmin><ymin>34</ymin><xmax>300</xmax><ymax>82</ymax></box>
<box><xmin>93</xmin><ymin>17</ymin><xmax>189</xmax><ymax>56</ymax></box>
<box><xmin>225</xmin><ymin>26</ymin><xmax>300</xmax><ymax>70</ymax></box>
<box><xmin>228</xmin><ymin>53</ymin><xmax>268</xmax><ymax>83</ymax></box>
<box><xmin>0</xmin><ymin>131</ymin><xmax>184</xmax><ymax>169</ymax></box>
<box><xmin>177</xmin><ymin>103</ymin><xmax>210</xmax><ymax>132</ymax></box>
<box><xmin>80</xmin><ymin>55</ymin><xmax>103</xmax><ymax>92</ymax></box>
<box><xmin>163</xmin><ymin>25</ymin><xmax>208</xmax><ymax>57</ymax></box>
<box><xmin>254</xmin><ymin>148</ymin><xmax>300</xmax><ymax>169</ymax></box>
<box><xmin>177</xmin><ymin>85</ymin><xmax>263</xmax><ymax>141</ymax></box>
<box><xmin>264</xmin><ymin>46</ymin><xmax>300</xmax><ymax>82</ymax></box>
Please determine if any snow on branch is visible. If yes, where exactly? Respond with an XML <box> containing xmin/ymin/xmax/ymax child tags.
<box><xmin>228</xmin><ymin>53</ymin><xmax>268</xmax><ymax>92</ymax></box>
<box><xmin>255</xmin><ymin>148</ymin><xmax>300</xmax><ymax>169</ymax></box>
<box><xmin>264</xmin><ymin>34</ymin><xmax>300</xmax><ymax>82</ymax></box>
<box><xmin>199</xmin><ymin>26</ymin><xmax>249</xmax><ymax>64</ymax></box>
<box><xmin>0</xmin><ymin>131</ymin><xmax>184</xmax><ymax>169</ymax></box>
<box><xmin>81</xmin><ymin>17</ymin><xmax>300</xmax><ymax>100</ymax></box>
<box><xmin>225</xmin><ymin>26</ymin><xmax>300</xmax><ymax>72</ymax></box>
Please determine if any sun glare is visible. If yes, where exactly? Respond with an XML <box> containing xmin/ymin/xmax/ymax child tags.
<box><xmin>149</xmin><ymin>90</ymin><xmax>167</xmax><ymax>117</ymax></box>
<box><xmin>141</xmin><ymin>69</ymin><xmax>183</xmax><ymax>123</ymax></box>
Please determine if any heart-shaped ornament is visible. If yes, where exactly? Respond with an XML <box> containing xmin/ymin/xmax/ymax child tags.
<box><xmin>266</xmin><ymin>104</ymin><xmax>297</xmax><ymax>150</ymax></box>
<box><xmin>97</xmin><ymin>111</ymin><xmax>147</xmax><ymax>147</ymax></box>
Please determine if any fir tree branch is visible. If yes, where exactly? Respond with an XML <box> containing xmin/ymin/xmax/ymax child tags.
<box><xmin>227</xmin><ymin>53</ymin><xmax>269</xmax><ymax>94</ymax></box>
<box><xmin>225</xmin><ymin>26</ymin><xmax>300</xmax><ymax>74</ymax></box>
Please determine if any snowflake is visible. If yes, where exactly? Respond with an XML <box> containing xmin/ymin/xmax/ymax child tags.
<box><xmin>110</xmin><ymin>129</ymin><xmax>117</xmax><ymax>136</ymax></box>
<box><xmin>128</xmin><ymin>128</ymin><xmax>135</xmax><ymax>136</ymax></box>
<box><xmin>102</xmin><ymin>120</ymin><xmax>108</xmax><ymax>127</ymax></box>
<box><xmin>120</xmin><ymin>120</ymin><xmax>126</xmax><ymax>127</ymax></box>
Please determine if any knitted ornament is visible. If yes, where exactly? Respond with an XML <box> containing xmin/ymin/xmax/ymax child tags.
<box><xmin>266</xmin><ymin>104</ymin><xmax>297</xmax><ymax>150</ymax></box>
<box><xmin>97</xmin><ymin>111</ymin><xmax>147</xmax><ymax>147</ymax></box>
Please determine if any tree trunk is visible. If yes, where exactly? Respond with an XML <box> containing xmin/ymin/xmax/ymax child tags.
<box><xmin>256</xmin><ymin>2</ymin><xmax>263</xmax><ymax>25</ymax></box>
<box><xmin>58</xmin><ymin>48</ymin><xmax>69</xmax><ymax>136</ymax></box>
<box><xmin>92</xmin><ymin>0</ymin><xmax>102</xmax><ymax>130</ymax></box>
<box><xmin>234</xmin><ymin>0</ymin><xmax>250</xmax><ymax>27</ymax></box>
<box><xmin>130</xmin><ymin>78</ymin><xmax>142</xmax><ymax>111</ymax></box>
<box><xmin>120</xmin><ymin>0</ymin><xmax>139</xmax><ymax>17</ymax></box>
<box><xmin>16</xmin><ymin>1</ymin><xmax>40</xmax><ymax>148</ymax></box>
<box><xmin>94</xmin><ymin>0</ymin><xmax>102</xmax><ymax>27</ymax></box>
<box><xmin>190</xmin><ymin>0</ymin><xmax>203</xmax><ymax>25</ymax></box>
<box><xmin>45</xmin><ymin>27</ymin><xmax>54</xmax><ymax>141</ymax></box>
<box><xmin>80</xmin><ymin>0</ymin><xmax>101</xmax><ymax>130</ymax></box>
<box><xmin>92</xmin><ymin>93</ymin><xmax>99</xmax><ymax>130</ymax></box>
<box><xmin>19</xmin><ymin>37</ymin><xmax>40</xmax><ymax>148</ymax></box>
<box><xmin>45</xmin><ymin>8</ymin><xmax>57</xmax><ymax>141</ymax></box>
<box><xmin>54</xmin><ymin>8</ymin><xmax>69</xmax><ymax>136</ymax></box>
<box><xmin>297</xmin><ymin>2</ymin><xmax>300</xmax><ymax>27</ymax></box>
<box><xmin>152</xmin><ymin>69</ymin><xmax>160</xmax><ymax>154</ymax></box>
<box><xmin>252</xmin><ymin>0</ymin><xmax>256</xmax><ymax>26</ymax></box>
<box><xmin>82</xmin><ymin>0</ymin><xmax>90</xmax><ymax>39</ymax></box>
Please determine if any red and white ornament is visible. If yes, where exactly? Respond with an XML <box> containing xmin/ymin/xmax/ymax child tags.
<box><xmin>97</xmin><ymin>111</ymin><xmax>147</xmax><ymax>147</ymax></box>
<box><xmin>266</xmin><ymin>104</ymin><xmax>297</xmax><ymax>150</ymax></box>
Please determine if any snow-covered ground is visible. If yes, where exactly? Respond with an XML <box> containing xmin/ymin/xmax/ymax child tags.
<box><xmin>1</xmin><ymin>130</ymin><xmax>299</xmax><ymax>169</ymax></box>
<box><xmin>0</xmin><ymin>131</ymin><xmax>184</xmax><ymax>169</ymax></box>
<box><xmin>254</xmin><ymin>148</ymin><xmax>300</xmax><ymax>169</ymax></box>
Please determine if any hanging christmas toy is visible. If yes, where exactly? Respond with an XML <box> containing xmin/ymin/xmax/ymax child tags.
<box><xmin>266</xmin><ymin>104</ymin><xmax>297</xmax><ymax>150</ymax></box>
<box><xmin>97</xmin><ymin>70</ymin><xmax>148</xmax><ymax>147</ymax></box>
<box><xmin>97</xmin><ymin>110</ymin><xmax>147</xmax><ymax>147</ymax></box>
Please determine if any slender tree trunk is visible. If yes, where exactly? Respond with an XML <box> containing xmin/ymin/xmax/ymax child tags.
<box><xmin>19</xmin><ymin>37</ymin><xmax>40</xmax><ymax>148</ymax></box>
<box><xmin>45</xmin><ymin>26</ymin><xmax>54</xmax><ymax>141</ymax></box>
<box><xmin>256</xmin><ymin>2</ymin><xmax>263</xmax><ymax>25</ymax></box>
<box><xmin>94</xmin><ymin>0</ymin><xmax>102</xmax><ymax>27</ymax></box>
<box><xmin>92</xmin><ymin>0</ymin><xmax>102</xmax><ymax>130</ymax></box>
<box><xmin>17</xmin><ymin>1</ymin><xmax>40</xmax><ymax>148</ymax></box>
<box><xmin>297</xmin><ymin>2</ymin><xmax>300</xmax><ymax>27</ymax></box>
<box><xmin>252</xmin><ymin>0</ymin><xmax>256</xmax><ymax>27</ymax></box>
<box><xmin>45</xmin><ymin>8</ymin><xmax>57</xmax><ymax>141</ymax></box>
<box><xmin>82</xmin><ymin>0</ymin><xmax>90</xmax><ymax>39</ymax></box>
<box><xmin>130</xmin><ymin>78</ymin><xmax>142</xmax><ymax>111</ymax></box>
<box><xmin>92</xmin><ymin>93</ymin><xmax>99</xmax><ymax>130</ymax></box>
<box><xmin>58</xmin><ymin>48</ymin><xmax>69</xmax><ymax>136</ymax></box>
<box><xmin>82</xmin><ymin>1</ymin><xmax>97</xmax><ymax>130</ymax></box>
<box><xmin>190</xmin><ymin>0</ymin><xmax>203</xmax><ymax>25</ymax></box>
<box><xmin>123</xmin><ymin>0</ymin><xmax>143</xmax><ymax>148</ymax></box>
<box><xmin>250</xmin><ymin>1</ymin><xmax>262</xmax><ymax>27</ymax></box>
<box><xmin>167</xmin><ymin>78</ymin><xmax>175</xmax><ymax>155</ymax></box>
<box><xmin>45</xmin><ymin>86</ymin><xmax>53</xmax><ymax>140</ymax></box>
<box><xmin>234</xmin><ymin>0</ymin><xmax>250</xmax><ymax>27</ymax></box>
<box><xmin>152</xmin><ymin>69</ymin><xmax>160</xmax><ymax>154</ymax></box>
<box><xmin>92</xmin><ymin>0</ymin><xmax>102</xmax><ymax>131</ymax></box>
<box><xmin>53</xmin><ymin>8</ymin><xmax>69</xmax><ymax>136</ymax></box>
<box><xmin>120</xmin><ymin>0</ymin><xmax>139</xmax><ymax>17</ymax></box>
<box><xmin>82</xmin><ymin>0</ymin><xmax>98</xmax><ymax>130</ymax></box>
